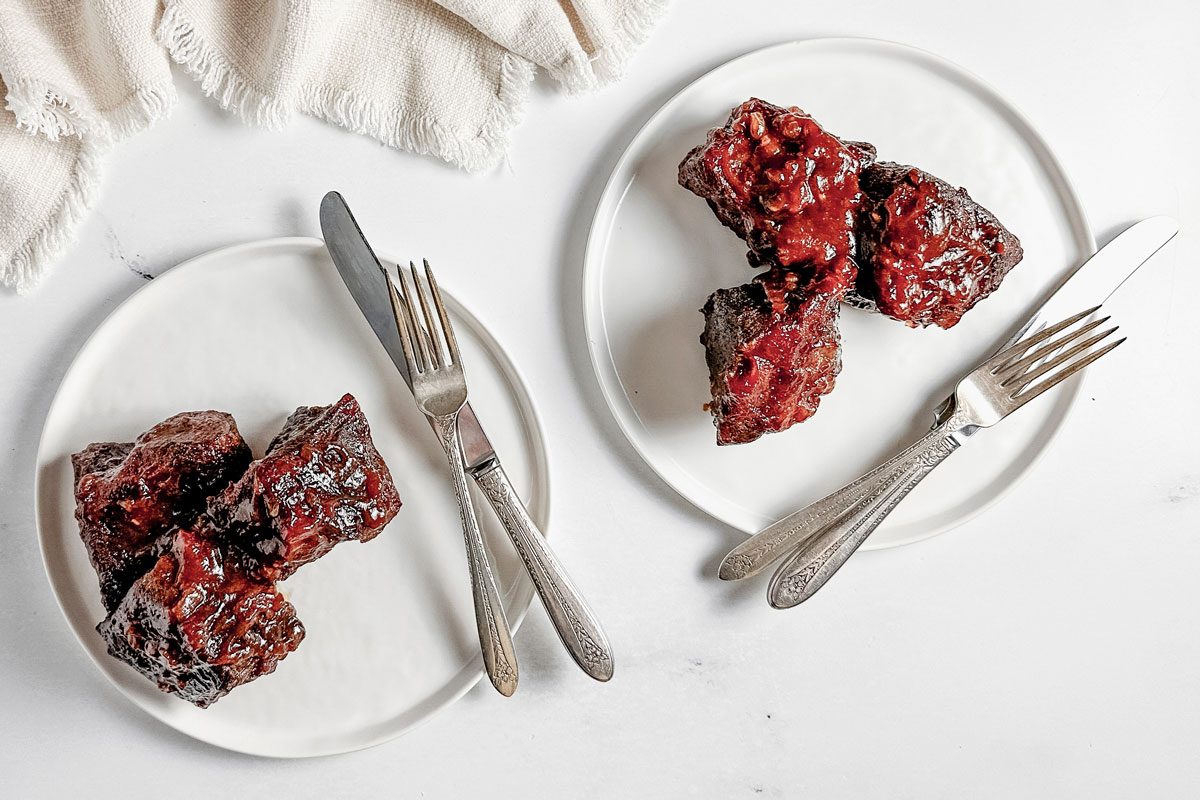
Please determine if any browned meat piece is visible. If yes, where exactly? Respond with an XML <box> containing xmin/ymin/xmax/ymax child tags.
<box><xmin>680</xmin><ymin>99</ymin><xmax>1028</xmax><ymax>441</ymax></box>
<box><xmin>679</xmin><ymin>98</ymin><xmax>875</xmax><ymax>274</ymax></box>
<box><xmin>701</xmin><ymin>266</ymin><xmax>845</xmax><ymax>445</ymax></box>
<box><xmin>72</xmin><ymin>411</ymin><xmax>252</xmax><ymax>611</ymax></box>
<box><xmin>853</xmin><ymin>162</ymin><xmax>1024</xmax><ymax>328</ymax></box>
<box><xmin>207</xmin><ymin>394</ymin><xmax>402</xmax><ymax>579</ymax></box>
<box><xmin>97</xmin><ymin>526</ymin><xmax>305</xmax><ymax>708</ymax></box>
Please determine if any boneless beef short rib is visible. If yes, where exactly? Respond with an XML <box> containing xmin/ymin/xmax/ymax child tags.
<box><xmin>74</xmin><ymin>394</ymin><xmax>401</xmax><ymax>706</ymax></box>
<box><xmin>701</xmin><ymin>267</ymin><xmax>844</xmax><ymax>445</ymax></box>
<box><xmin>680</xmin><ymin>99</ymin><xmax>1024</xmax><ymax>442</ymax></box>
<box><xmin>853</xmin><ymin>162</ymin><xmax>1024</xmax><ymax>329</ymax></box>
<box><xmin>206</xmin><ymin>393</ymin><xmax>402</xmax><ymax>579</ymax></box>
<box><xmin>678</xmin><ymin>98</ymin><xmax>875</xmax><ymax>272</ymax></box>
<box><xmin>72</xmin><ymin>411</ymin><xmax>252</xmax><ymax>610</ymax></box>
<box><xmin>97</xmin><ymin>526</ymin><xmax>305</xmax><ymax>708</ymax></box>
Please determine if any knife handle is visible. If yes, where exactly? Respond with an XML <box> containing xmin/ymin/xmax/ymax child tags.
<box><xmin>475</xmin><ymin>464</ymin><xmax>614</xmax><ymax>682</ymax></box>
<box><xmin>436</xmin><ymin>415</ymin><xmax>518</xmax><ymax>697</ymax></box>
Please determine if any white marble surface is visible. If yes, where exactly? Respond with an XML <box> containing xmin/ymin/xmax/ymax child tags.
<box><xmin>2</xmin><ymin>1</ymin><xmax>1197</xmax><ymax>796</ymax></box>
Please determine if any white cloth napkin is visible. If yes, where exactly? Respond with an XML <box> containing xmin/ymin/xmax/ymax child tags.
<box><xmin>0</xmin><ymin>0</ymin><xmax>665</xmax><ymax>292</ymax></box>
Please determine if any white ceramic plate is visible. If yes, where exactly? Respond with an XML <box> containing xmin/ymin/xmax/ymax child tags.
<box><xmin>35</xmin><ymin>238</ymin><xmax>548</xmax><ymax>757</ymax></box>
<box><xmin>583</xmin><ymin>38</ymin><xmax>1093</xmax><ymax>547</ymax></box>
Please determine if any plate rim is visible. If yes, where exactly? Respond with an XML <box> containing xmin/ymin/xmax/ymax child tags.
<box><xmin>33</xmin><ymin>236</ymin><xmax>551</xmax><ymax>757</ymax></box>
<box><xmin>581</xmin><ymin>36</ymin><xmax>1095</xmax><ymax>547</ymax></box>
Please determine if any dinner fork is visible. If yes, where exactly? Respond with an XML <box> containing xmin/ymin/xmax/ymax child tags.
<box><xmin>757</xmin><ymin>306</ymin><xmax>1125</xmax><ymax>608</ymax></box>
<box><xmin>384</xmin><ymin>261</ymin><xmax>519</xmax><ymax>696</ymax></box>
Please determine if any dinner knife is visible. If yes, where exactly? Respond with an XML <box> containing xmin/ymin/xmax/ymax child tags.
<box><xmin>923</xmin><ymin>215</ymin><xmax>1180</xmax><ymax>427</ymax></box>
<box><xmin>719</xmin><ymin>215</ymin><xmax>1180</xmax><ymax>582</ymax></box>
<box><xmin>948</xmin><ymin>215</ymin><xmax>1179</xmax><ymax>402</ymax></box>
<box><xmin>320</xmin><ymin>191</ymin><xmax>614</xmax><ymax>681</ymax></box>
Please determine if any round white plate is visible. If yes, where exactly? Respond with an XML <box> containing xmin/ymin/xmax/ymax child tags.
<box><xmin>35</xmin><ymin>238</ymin><xmax>548</xmax><ymax>757</ymax></box>
<box><xmin>583</xmin><ymin>38</ymin><xmax>1093</xmax><ymax>547</ymax></box>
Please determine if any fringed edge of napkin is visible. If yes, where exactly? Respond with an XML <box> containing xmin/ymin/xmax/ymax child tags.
<box><xmin>156</xmin><ymin>6</ymin><xmax>287</xmax><ymax>130</ymax></box>
<box><xmin>591</xmin><ymin>0</ymin><xmax>669</xmax><ymax>85</ymax></box>
<box><xmin>550</xmin><ymin>0</ymin><xmax>669</xmax><ymax>94</ymax></box>
<box><xmin>5</xmin><ymin>81</ymin><xmax>95</xmax><ymax>140</ymax></box>
<box><xmin>4</xmin><ymin>80</ymin><xmax>174</xmax><ymax>141</ymax></box>
<box><xmin>3</xmin><ymin>136</ymin><xmax>103</xmax><ymax>294</ymax></box>
<box><xmin>157</xmin><ymin>4</ymin><xmax>537</xmax><ymax>173</ymax></box>
<box><xmin>294</xmin><ymin>53</ymin><xmax>536</xmax><ymax>174</ymax></box>
<box><xmin>1</xmin><ymin>78</ymin><xmax>176</xmax><ymax>292</ymax></box>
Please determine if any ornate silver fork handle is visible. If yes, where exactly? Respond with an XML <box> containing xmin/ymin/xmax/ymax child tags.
<box><xmin>755</xmin><ymin>304</ymin><xmax>1124</xmax><ymax>607</ymax></box>
<box><xmin>718</xmin><ymin>404</ymin><xmax>972</xmax><ymax>582</ymax></box>
<box><xmin>435</xmin><ymin>413</ymin><xmax>519</xmax><ymax>696</ymax></box>
<box><xmin>766</xmin><ymin>412</ymin><xmax>970</xmax><ymax>608</ymax></box>
<box><xmin>474</xmin><ymin>463</ymin><xmax>614</xmax><ymax>682</ymax></box>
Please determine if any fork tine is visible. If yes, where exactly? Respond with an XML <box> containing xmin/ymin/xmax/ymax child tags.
<box><xmin>1006</xmin><ymin>326</ymin><xmax>1119</xmax><ymax>393</ymax></box>
<box><xmin>425</xmin><ymin>259</ymin><xmax>460</xmax><ymax>365</ymax></box>
<box><xmin>410</xmin><ymin>261</ymin><xmax>443</xmax><ymax>369</ymax></box>
<box><xmin>998</xmin><ymin>316</ymin><xmax>1108</xmax><ymax>383</ymax></box>
<box><xmin>1011</xmin><ymin>337</ymin><xmax>1126</xmax><ymax>406</ymax></box>
<box><xmin>401</xmin><ymin>279</ymin><xmax>439</xmax><ymax>360</ymax></box>
<box><xmin>988</xmin><ymin>306</ymin><xmax>1101</xmax><ymax>372</ymax></box>
<box><xmin>382</xmin><ymin>266</ymin><xmax>420</xmax><ymax>376</ymax></box>
<box><xmin>396</xmin><ymin>265</ymin><xmax>432</xmax><ymax>371</ymax></box>
<box><xmin>996</xmin><ymin>316</ymin><xmax>1111</xmax><ymax>381</ymax></box>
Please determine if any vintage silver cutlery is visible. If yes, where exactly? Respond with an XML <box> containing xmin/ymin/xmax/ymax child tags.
<box><xmin>384</xmin><ymin>261</ymin><xmax>520</xmax><ymax>695</ymax></box>
<box><xmin>321</xmin><ymin>192</ymin><xmax>613</xmax><ymax>682</ymax></box>
<box><xmin>765</xmin><ymin>306</ymin><xmax>1125</xmax><ymax>608</ymax></box>
<box><xmin>720</xmin><ymin>217</ymin><xmax>1178</xmax><ymax>585</ymax></box>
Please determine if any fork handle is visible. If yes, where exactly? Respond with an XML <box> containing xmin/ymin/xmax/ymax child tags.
<box><xmin>718</xmin><ymin>406</ymin><xmax>972</xmax><ymax>582</ymax></box>
<box><xmin>475</xmin><ymin>464</ymin><xmax>614</xmax><ymax>681</ymax></box>
<box><xmin>766</xmin><ymin>420</ymin><xmax>966</xmax><ymax>608</ymax></box>
<box><xmin>435</xmin><ymin>414</ymin><xmax>519</xmax><ymax>696</ymax></box>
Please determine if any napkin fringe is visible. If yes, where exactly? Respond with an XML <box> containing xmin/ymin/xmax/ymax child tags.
<box><xmin>547</xmin><ymin>0</ymin><xmax>668</xmax><ymax>95</ymax></box>
<box><xmin>1</xmin><ymin>73</ymin><xmax>172</xmax><ymax>291</ymax></box>
<box><xmin>158</xmin><ymin>5</ymin><xmax>290</xmax><ymax>129</ymax></box>
<box><xmin>3</xmin><ymin>81</ymin><xmax>172</xmax><ymax>141</ymax></box>
<box><xmin>159</xmin><ymin>4</ymin><xmax>534</xmax><ymax>172</ymax></box>
<box><xmin>589</xmin><ymin>0</ymin><xmax>669</xmax><ymax>86</ymax></box>
<box><xmin>297</xmin><ymin>51</ymin><xmax>535</xmax><ymax>172</ymax></box>
<box><xmin>4</xmin><ymin>80</ymin><xmax>94</xmax><ymax>140</ymax></box>
<box><xmin>466</xmin><ymin>52</ymin><xmax>535</xmax><ymax>171</ymax></box>
<box><xmin>6</xmin><ymin>138</ymin><xmax>104</xmax><ymax>293</ymax></box>
<box><xmin>107</xmin><ymin>86</ymin><xmax>178</xmax><ymax>140</ymax></box>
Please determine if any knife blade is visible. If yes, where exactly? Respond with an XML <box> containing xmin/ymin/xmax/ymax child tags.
<box><xmin>1000</xmin><ymin>215</ymin><xmax>1178</xmax><ymax>350</ymax></box>
<box><xmin>320</xmin><ymin>191</ymin><xmax>497</xmax><ymax>472</ymax></box>
<box><xmin>931</xmin><ymin>215</ymin><xmax>1179</xmax><ymax>425</ymax></box>
<box><xmin>319</xmin><ymin>191</ymin><xmax>615</xmax><ymax>681</ymax></box>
